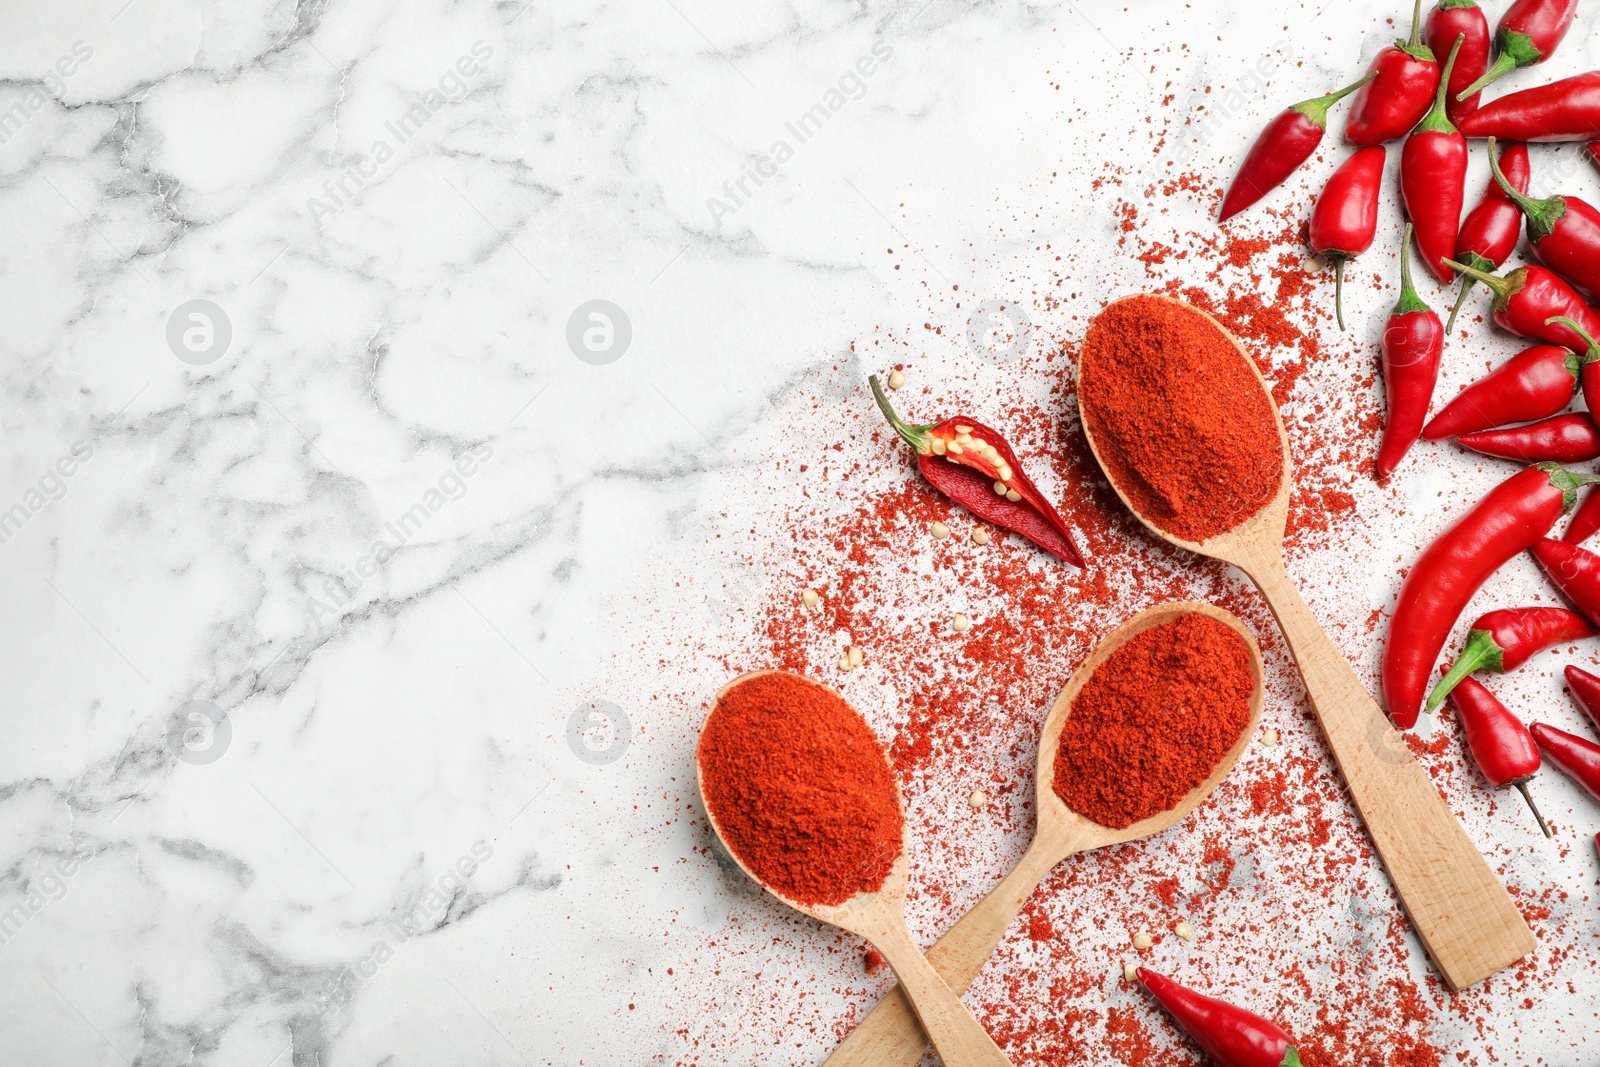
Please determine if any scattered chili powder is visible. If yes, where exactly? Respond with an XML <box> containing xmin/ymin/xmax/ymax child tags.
<box><xmin>697</xmin><ymin>671</ymin><xmax>904</xmax><ymax>906</ymax></box>
<box><xmin>1052</xmin><ymin>613</ymin><xmax>1255</xmax><ymax>828</ymax></box>
<box><xmin>1078</xmin><ymin>294</ymin><xmax>1285</xmax><ymax>542</ymax></box>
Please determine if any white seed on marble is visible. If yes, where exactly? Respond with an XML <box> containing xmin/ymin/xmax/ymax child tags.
<box><xmin>1132</xmin><ymin>933</ymin><xmax>1153</xmax><ymax>951</ymax></box>
<box><xmin>968</xmin><ymin>789</ymin><xmax>987</xmax><ymax>810</ymax></box>
<box><xmin>801</xmin><ymin>588</ymin><xmax>819</xmax><ymax>608</ymax></box>
<box><xmin>1123</xmin><ymin>962</ymin><xmax>1138</xmax><ymax>982</ymax></box>
<box><xmin>1260</xmin><ymin>726</ymin><xmax>1279</xmax><ymax>746</ymax></box>
<box><xmin>838</xmin><ymin>655</ymin><xmax>853</xmax><ymax>672</ymax></box>
<box><xmin>951</xmin><ymin>613</ymin><xmax>971</xmax><ymax>633</ymax></box>
<box><xmin>972</xmin><ymin>528</ymin><xmax>990</xmax><ymax>545</ymax></box>
<box><xmin>930</xmin><ymin>522</ymin><xmax>950</xmax><ymax>539</ymax></box>
<box><xmin>1174</xmin><ymin>920</ymin><xmax>1195</xmax><ymax>942</ymax></box>
<box><xmin>848</xmin><ymin>646</ymin><xmax>864</xmax><ymax>667</ymax></box>
<box><xmin>887</xmin><ymin>369</ymin><xmax>906</xmax><ymax>390</ymax></box>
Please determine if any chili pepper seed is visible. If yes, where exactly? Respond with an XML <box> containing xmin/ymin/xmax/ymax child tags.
<box><xmin>968</xmin><ymin>789</ymin><xmax>987</xmax><ymax>810</ymax></box>
<box><xmin>1122</xmin><ymin>962</ymin><xmax>1138</xmax><ymax>982</ymax></box>
<box><xmin>837</xmin><ymin>654</ymin><xmax>853</xmax><ymax>672</ymax></box>
<box><xmin>971</xmin><ymin>528</ymin><xmax>990</xmax><ymax>545</ymax></box>
<box><xmin>801</xmin><ymin>588</ymin><xmax>819</xmax><ymax>608</ymax></box>
<box><xmin>946</xmin><ymin>441</ymin><xmax>964</xmax><ymax>455</ymax></box>
<box><xmin>847</xmin><ymin>646</ymin><xmax>864</xmax><ymax>667</ymax></box>
<box><xmin>1005</xmin><ymin>489</ymin><xmax>1022</xmax><ymax>502</ymax></box>
<box><xmin>1174</xmin><ymin>920</ymin><xmax>1195</xmax><ymax>942</ymax></box>
<box><xmin>993</xmin><ymin>480</ymin><xmax>1008</xmax><ymax>495</ymax></box>
<box><xmin>930</xmin><ymin>522</ymin><xmax>950</xmax><ymax>539</ymax></box>
<box><xmin>951</xmin><ymin>613</ymin><xmax>971</xmax><ymax>633</ymax></box>
<box><xmin>1260</xmin><ymin>726</ymin><xmax>1279</xmax><ymax>746</ymax></box>
<box><xmin>886</xmin><ymin>369</ymin><xmax>906</xmax><ymax>390</ymax></box>
<box><xmin>931</xmin><ymin>437</ymin><xmax>946</xmax><ymax>455</ymax></box>
<box><xmin>1132</xmin><ymin>933</ymin><xmax>1153</xmax><ymax>951</ymax></box>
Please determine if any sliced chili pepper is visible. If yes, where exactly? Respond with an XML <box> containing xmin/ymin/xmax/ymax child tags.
<box><xmin>1456</xmin><ymin>0</ymin><xmax>1579</xmax><ymax>99</ymax></box>
<box><xmin>1428</xmin><ymin>606</ymin><xmax>1597</xmax><ymax>710</ymax></box>
<box><xmin>1563</xmin><ymin>663</ymin><xmax>1600</xmax><ymax>733</ymax></box>
<box><xmin>1383</xmin><ymin>463</ymin><xmax>1594</xmax><ymax>730</ymax></box>
<box><xmin>1445</xmin><ymin>140</ymin><xmax>1530</xmax><ymax>331</ymax></box>
<box><xmin>1458</xmin><ymin>413</ymin><xmax>1600</xmax><ymax>464</ymax></box>
<box><xmin>1485</xmin><ymin>138</ymin><xmax>1600</xmax><ymax>303</ymax></box>
<box><xmin>1137</xmin><ymin>969</ymin><xmax>1303</xmax><ymax>1067</ymax></box>
<box><xmin>1402</xmin><ymin>35</ymin><xmax>1469</xmax><ymax>281</ymax></box>
<box><xmin>1220</xmin><ymin>74</ymin><xmax>1375</xmax><ymax>222</ymax></box>
<box><xmin>1529</xmin><ymin>720</ymin><xmax>1600</xmax><ymax>801</ymax></box>
<box><xmin>1530</xmin><ymin>536</ymin><xmax>1600</xmax><ymax>626</ymax></box>
<box><xmin>1441</xmin><ymin>671</ymin><xmax>1551</xmax><ymax>835</ymax></box>
<box><xmin>1442</xmin><ymin>259</ymin><xmax>1600</xmax><ymax>352</ymax></box>
<box><xmin>1347</xmin><ymin>0</ymin><xmax>1441</xmax><ymax>145</ymax></box>
<box><xmin>1378</xmin><ymin>224</ymin><xmax>1444</xmax><ymax>477</ymax></box>
<box><xmin>1423</xmin><ymin>343</ymin><xmax>1577</xmax><ymax>440</ymax></box>
<box><xmin>1426</xmin><ymin>0</ymin><xmax>1491</xmax><ymax>124</ymax></box>
<box><xmin>1458</xmin><ymin>70</ymin><xmax>1600</xmax><ymax>142</ymax></box>
<box><xmin>868</xmin><ymin>375</ymin><xmax>1085</xmax><ymax>568</ymax></box>
<box><xmin>1309</xmin><ymin>146</ymin><xmax>1386</xmax><ymax>329</ymax></box>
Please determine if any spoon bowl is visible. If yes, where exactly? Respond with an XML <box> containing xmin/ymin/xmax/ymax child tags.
<box><xmin>825</xmin><ymin>602</ymin><xmax>1262</xmax><ymax>1067</ymax></box>
<box><xmin>1076</xmin><ymin>294</ymin><xmax>1532</xmax><ymax>991</ymax></box>
<box><xmin>698</xmin><ymin>669</ymin><xmax>1015</xmax><ymax>1067</ymax></box>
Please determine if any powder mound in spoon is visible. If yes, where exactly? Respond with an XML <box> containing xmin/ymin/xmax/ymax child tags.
<box><xmin>1052</xmin><ymin>613</ymin><xmax>1254</xmax><ymax>829</ymax></box>
<box><xmin>1078</xmin><ymin>295</ymin><xmax>1284</xmax><ymax>543</ymax></box>
<box><xmin>698</xmin><ymin>671</ymin><xmax>904</xmax><ymax>906</ymax></box>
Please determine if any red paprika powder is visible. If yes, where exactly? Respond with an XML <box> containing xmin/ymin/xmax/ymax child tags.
<box><xmin>1078</xmin><ymin>295</ymin><xmax>1284</xmax><ymax>543</ymax></box>
<box><xmin>697</xmin><ymin>671</ymin><xmax>903</xmax><ymax>906</ymax></box>
<box><xmin>1052</xmin><ymin>613</ymin><xmax>1255</xmax><ymax>828</ymax></box>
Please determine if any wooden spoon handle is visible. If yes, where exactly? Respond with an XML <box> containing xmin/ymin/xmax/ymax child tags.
<box><xmin>1241</xmin><ymin>548</ymin><xmax>1535</xmax><ymax>990</ymax></box>
<box><xmin>867</xmin><ymin>915</ymin><xmax>1018</xmax><ymax>1067</ymax></box>
<box><xmin>825</xmin><ymin>837</ymin><xmax>1061</xmax><ymax>1067</ymax></box>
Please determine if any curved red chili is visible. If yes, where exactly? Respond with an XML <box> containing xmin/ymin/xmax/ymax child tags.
<box><xmin>1563</xmin><ymin>663</ymin><xmax>1600</xmax><ymax>733</ymax></box>
<box><xmin>1456</xmin><ymin>0</ymin><xmax>1579</xmax><ymax>99</ymax></box>
<box><xmin>1458</xmin><ymin>413</ymin><xmax>1600</xmax><ymax>464</ymax></box>
<box><xmin>1443</xmin><ymin>259</ymin><xmax>1600</xmax><ymax>351</ymax></box>
<box><xmin>1402</xmin><ymin>35</ymin><xmax>1469</xmax><ymax>281</ymax></box>
<box><xmin>1445</xmin><ymin>140</ymin><xmax>1530</xmax><ymax>331</ymax></box>
<box><xmin>1529</xmin><ymin>720</ymin><xmax>1600</xmax><ymax>800</ymax></box>
<box><xmin>1378</xmin><ymin>224</ymin><xmax>1444</xmax><ymax>477</ymax></box>
<box><xmin>1458</xmin><ymin>71</ymin><xmax>1600</xmax><ymax>142</ymax></box>
<box><xmin>1442</xmin><ymin>672</ymin><xmax>1551</xmax><ymax>835</ymax></box>
<box><xmin>1309</xmin><ymin>146</ymin><xmax>1386</xmax><ymax>330</ymax></box>
<box><xmin>1428</xmin><ymin>606</ymin><xmax>1597</xmax><ymax>710</ymax></box>
<box><xmin>869</xmin><ymin>375</ymin><xmax>1086</xmax><ymax>567</ymax></box>
<box><xmin>1548</xmin><ymin>316</ymin><xmax>1600</xmax><ymax>429</ymax></box>
<box><xmin>1383</xmin><ymin>463</ymin><xmax>1591</xmax><ymax>730</ymax></box>
<box><xmin>1220</xmin><ymin>75</ymin><xmax>1375</xmax><ymax>222</ymax></box>
<box><xmin>1426</xmin><ymin>0</ymin><xmax>1491</xmax><ymax>123</ymax></box>
<box><xmin>1484</xmin><ymin>139</ymin><xmax>1600</xmax><ymax>304</ymax></box>
<box><xmin>1423</xmin><ymin>343</ymin><xmax>1577</xmax><ymax>440</ymax></box>
<box><xmin>1530</xmin><ymin>536</ymin><xmax>1600</xmax><ymax>626</ymax></box>
<box><xmin>1137</xmin><ymin>969</ymin><xmax>1302</xmax><ymax>1067</ymax></box>
<box><xmin>1347</xmin><ymin>0</ymin><xmax>1441</xmax><ymax>145</ymax></box>
<box><xmin>1565</xmin><ymin>487</ymin><xmax>1600</xmax><ymax>545</ymax></box>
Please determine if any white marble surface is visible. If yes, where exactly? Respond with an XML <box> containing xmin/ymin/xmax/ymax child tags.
<box><xmin>2</xmin><ymin>0</ymin><xmax>1599</xmax><ymax>1064</ymax></box>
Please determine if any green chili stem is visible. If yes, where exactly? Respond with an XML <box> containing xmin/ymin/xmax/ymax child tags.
<box><xmin>868</xmin><ymin>374</ymin><xmax>933</xmax><ymax>453</ymax></box>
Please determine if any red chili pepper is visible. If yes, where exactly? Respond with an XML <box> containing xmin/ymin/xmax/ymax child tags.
<box><xmin>1590</xmin><ymin>141</ymin><xmax>1600</xmax><ymax>174</ymax></box>
<box><xmin>1423</xmin><ymin>344</ymin><xmax>1577</xmax><ymax>440</ymax></box>
<box><xmin>1427</xmin><ymin>0</ymin><xmax>1492</xmax><ymax>123</ymax></box>
<box><xmin>1442</xmin><ymin>259</ymin><xmax>1600</xmax><ymax>352</ymax></box>
<box><xmin>1456</xmin><ymin>0</ymin><xmax>1579</xmax><ymax>100</ymax></box>
<box><xmin>1220</xmin><ymin>74</ymin><xmax>1375</xmax><ymax>222</ymax></box>
<box><xmin>1485</xmin><ymin>140</ymin><xmax>1600</xmax><ymax>304</ymax></box>
<box><xmin>1383</xmin><ymin>463</ymin><xmax>1592</xmax><ymax>730</ymax></box>
<box><xmin>1444</xmin><ymin>140</ymin><xmax>1530</xmax><ymax>331</ymax></box>
<box><xmin>1459</xmin><ymin>413</ymin><xmax>1600</xmax><ymax>464</ymax></box>
<box><xmin>1529</xmin><ymin>720</ymin><xmax>1600</xmax><ymax>801</ymax></box>
<box><xmin>1378</xmin><ymin>224</ymin><xmax>1444</xmax><ymax>477</ymax></box>
<box><xmin>1347</xmin><ymin>0</ymin><xmax>1442</xmax><ymax>145</ymax></box>
<box><xmin>1441</xmin><ymin>671</ymin><xmax>1552</xmax><ymax>835</ymax></box>
<box><xmin>869</xmin><ymin>375</ymin><xmax>1086</xmax><ymax>567</ymax></box>
<box><xmin>1530</xmin><ymin>536</ymin><xmax>1600</xmax><ymax>626</ymax></box>
<box><xmin>1137</xmin><ymin>969</ymin><xmax>1302</xmax><ymax>1067</ymax></box>
<box><xmin>1548</xmin><ymin>316</ymin><xmax>1600</xmax><ymax>430</ymax></box>
<box><xmin>1565</xmin><ymin>487</ymin><xmax>1600</xmax><ymax>544</ymax></box>
<box><xmin>1563</xmin><ymin>663</ymin><xmax>1600</xmax><ymax>733</ymax></box>
<box><xmin>1428</xmin><ymin>606</ymin><xmax>1597</xmax><ymax>710</ymax></box>
<box><xmin>1402</xmin><ymin>35</ymin><xmax>1469</xmax><ymax>281</ymax></box>
<box><xmin>1309</xmin><ymin>146</ymin><xmax>1386</xmax><ymax>330</ymax></box>
<box><xmin>1458</xmin><ymin>70</ymin><xmax>1600</xmax><ymax>142</ymax></box>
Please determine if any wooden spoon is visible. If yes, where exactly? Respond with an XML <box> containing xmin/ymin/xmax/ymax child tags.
<box><xmin>698</xmin><ymin>670</ymin><xmax>1014</xmax><ymax>1067</ymax></box>
<box><xmin>1076</xmin><ymin>295</ymin><xmax>1533</xmax><ymax>991</ymax></box>
<box><xmin>824</xmin><ymin>602</ymin><xmax>1263</xmax><ymax>1067</ymax></box>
